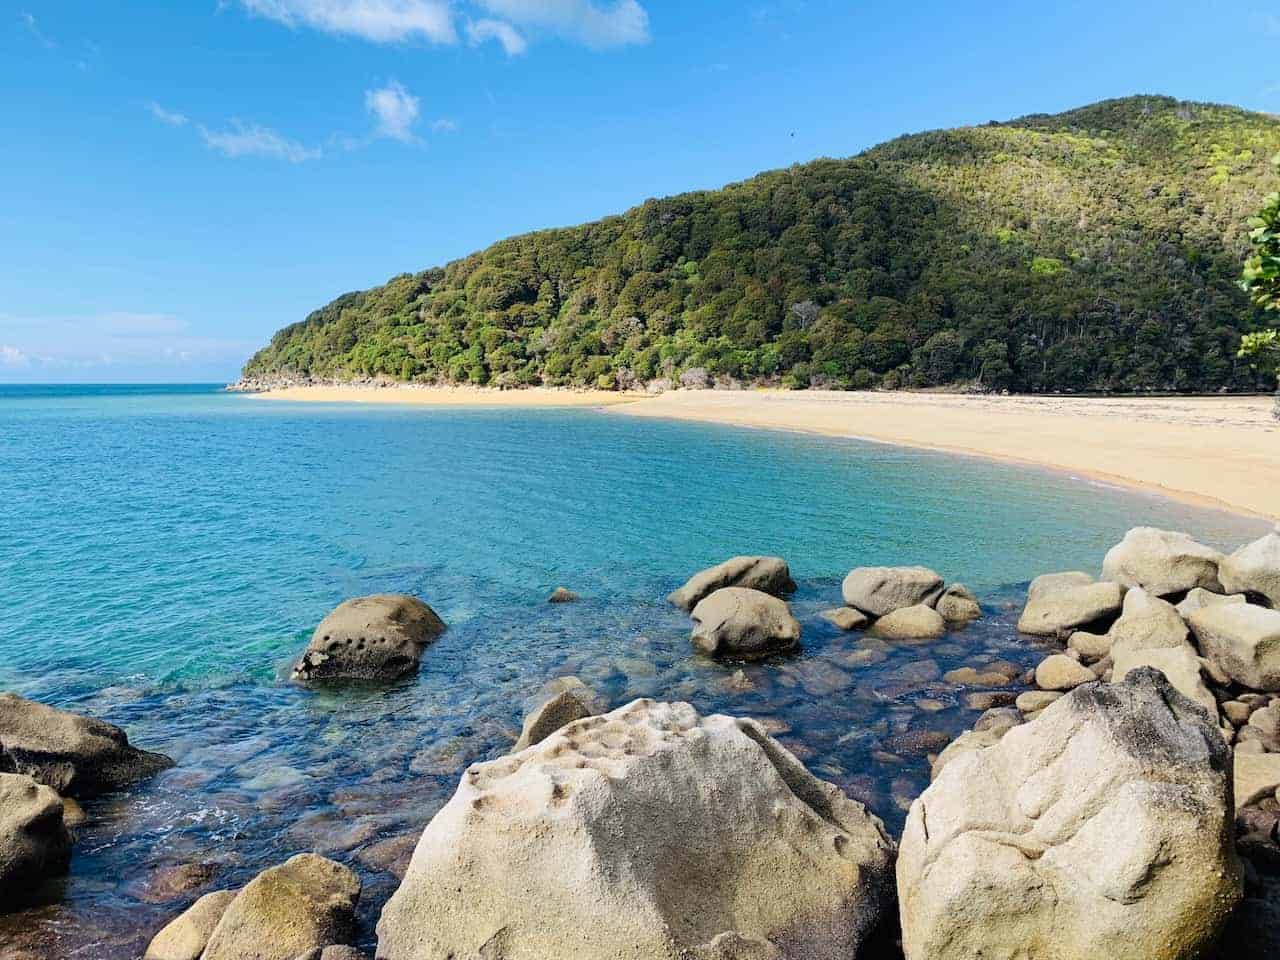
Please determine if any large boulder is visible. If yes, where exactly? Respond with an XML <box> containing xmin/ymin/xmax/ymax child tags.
<box><xmin>1107</xmin><ymin>587</ymin><xmax>1190</xmax><ymax>658</ymax></box>
<box><xmin>667</xmin><ymin>556</ymin><xmax>796</xmax><ymax>612</ymax></box>
<box><xmin>291</xmin><ymin>595</ymin><xmax>446</xmax><ymax>683</ymax></box>
<box><xmin>145</xmin><ymin>889</ymin><xmax>237</xmax><ymax>960</ymax></box>
<box><xmin>0</xmin><ymin>773</ymin><xmax>72</xmax><ymax>907</ymax></box>
<box><xmin>898</xmin><ymin>669</ymin><xmax>1240</xmax><ymax>960</ymax></box>
<box><xmin>511</xmin><ymin>677</ymin><xmax>604</xmax><ymax>753</ymax></box>
<box><xmin>377</xmin><ymin>700</ymin><xmax>895</xmax><ymax>960</ymax></box>
<box><xmin>1101</xmin><ymin>527</ymin><xmax>1223</xmax><ymax>597</ymax></box>
<box><xmin>841</xmin><ymin>566</ymin><xmax>944</xmax><ymax>618</ymax></box>
<box><xmin>1017</xmin><ymin>577</ymin><xmax>1122</xmax><ymax>639</ymax></box>
<box><xmin>690</xmin><ymin>588</ymin><xmax>801</xmax><ymax>660</ymax></box>
<box><xmin>1220</xmin><ymin>528</ymin><xmax>1280</xmax><ymax>608</ymax></box>
<box><xmin>1027</xmin><ymin>571</ymin><xmax>1094</xmax><ymax>600</ymax></box>
<box><xmin>0</xmin><ymin>693</ymin><xmax>173</xmax><ymax>798</ymax></box>
<box><xmin>200</xmin><ymin>854</ymin><xmax>360</xmax><ymax>960</ymax></box>
<box><xmin>1189</xmin><ymin>603</ymin><xmax>1280</xmax><ymax>691</ymax></box>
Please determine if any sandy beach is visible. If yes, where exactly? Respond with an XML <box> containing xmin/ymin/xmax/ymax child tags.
<box><xmin>249</xmin><ymin>385</ymin><xmax>1279</xmax><ymax>520</ymax></box>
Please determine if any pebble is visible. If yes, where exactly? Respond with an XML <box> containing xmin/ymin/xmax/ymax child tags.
<box><xmin>1035</xmin><ymin>654</ymin><xmax>1095</xmax><ymax>691</ymax></box>
<box><xmin>1016</xmin><ymin>690</ymin><xmax>1062</xmax><ymax>713</ymax></box>
<box><xmin>965</xmin><ymin>692</ymin><xmax>1015</xmax><ymax>711</ymax></box>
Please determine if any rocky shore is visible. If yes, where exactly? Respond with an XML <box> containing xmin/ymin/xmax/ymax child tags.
<box><xmin>4</xmin><ymin>526</ymin><xmax>1280</xmax><ymax>958</ymax></box>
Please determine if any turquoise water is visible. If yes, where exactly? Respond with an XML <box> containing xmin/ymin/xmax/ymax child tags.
<box><xmin>0</xmin><ymin>384</ymin><xmax>1268</xmax><ymax>956</ymax></box>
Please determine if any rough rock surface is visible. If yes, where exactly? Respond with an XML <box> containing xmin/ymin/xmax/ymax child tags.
<box><xmin>144</xmin><ymin>889</ymin><xmax>237</xmax><ymax>960</ymax></box>
<box><xmin>1108</xmin><ymin>588</ymin><xmax>1191</xmax><ymax>658</ymax></box>
<box><xmin>1101</xmin><ymin>527</ymin><xmax>1224</xmax><ymax>597</ymax></box>
<box><xmin>200</xmin><ymin>854</ymin><xmax>360</xmax><ymax>960</ymax></box>
<box><xmin>819</xmin><ymin>607</ymin><xmax>869</xmax><ymax>631</ymax></box>
<box><xmin>935</xmin><ymin>584</ymin><xmax>980</xmax><ymax>623</ymax></box>
<box><xmin>1189</xmin><ymin>603</ymin><xmax>1280</xmax><ymax>691</ymax></box>
<box><xmin>0</xmin><ymin>772</ymin><xmax>72</xmax><ymax>906</ymax></box>
<box><xmin>511</xmin><ymin>677</ymin><xmax>603</xmax><ymax>752</ymax></box>
<box><xmin>1034</xmin><ymin>654</ymin><xmax>1095</xmax><ymax>691</ymax></box>
<box><xmin>667</xmin><ymin>556</ymin><xmax>796</xmax><ymax>612</ymax></box>
<box><xmin>0</xmin><ymin>692</ymin><xmax>173</xmax><ymax>798</ymax></box>
<box><xmin>1175</xmin><ymin>587</ymin><xmax>1246</xmax><ymax>618</ymax></box>
<box><xmin>690</xmin><ymin>588</ymin><xmax>801</xmax><ymax>660</ymax></box>
<box><xmin>841</xmin><ymin>566</ymin><xmax>944</xmax><ymax>618</ymax></box>
<box><xmin>1234</xmin><ymin>753</ymin><xmax>1280</xmax><ymax>811</ymax></box>
<box><xmin>1220</xmin><ymin>529</ymin><xmax>1280</xmax><ymax>608</ymax></box>
<box><xmin>899</xmin><ymin>669</ymin><xmax>1241</xmax><ymax>960</ymax></box>
<box><xmin>1017</xmin><ymin>578</ymin><xmax>1121</xmax><ymax>638</ymax></box>
<box><xmin>869</xmin><ymin>604</ymin><xmax>946</xmax><ymax>640</ymax></box>
<box><xmin>291</xmin><ymin>595</ymin><xmax>446</xmax><ymax>683</ymax></box>
<box><xmin>377</xmin><ymin>699</ymin><xmax>895</xmax><ymax>960</ymax></box>
<box><xmin>1112</xmin><ymin>645</ymin><xmax>1216</xmax><ymax>719</ymax></box>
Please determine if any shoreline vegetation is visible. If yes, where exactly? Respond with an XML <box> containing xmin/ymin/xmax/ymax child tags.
<box><xmin>233</xmin><ymin>381</ymin><xmax>1280</xmax><ymax>521</ymax></box>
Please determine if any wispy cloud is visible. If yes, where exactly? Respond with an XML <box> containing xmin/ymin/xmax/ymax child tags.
<box><xmin>148</xmin><ymin>102</ymin><xmax>191</xmax><ymax>127</ymax></box>
<box><xmin>466</xmin><ymin>17</ymin><xmax>527</xmax><ymax>55</ymax></box>
<box><xmin>18</xmin><ymin>10</ymin><xmax>56</xmax><ymax>48</ymax></box>
<box><xmin>431</xmin><ymin>117</ymin><xmax>459</xmax><ymax>133</ymax></box>
<box><xmin>0</xmin><ymin>345</ymin><xmax>32</xmax><ymax>369</ymax></box>
<box><xmin>236</xmin><ymin>0</ymin><xmax>456</xmax><ymax>43</ymax></box>
<box><xmin>365</xmin><ymin>80</ymin><xmax>421</xmax><ymax>141</ymax></box>
<box><xmin>475</xmin><ymin>0</ymin><xmax>649</xmax><ymax>49</ymax></box>
<box><xmin>199</xmin><ymin>120</ymin><xmax>322</xmax><ymax>162</ymax></box>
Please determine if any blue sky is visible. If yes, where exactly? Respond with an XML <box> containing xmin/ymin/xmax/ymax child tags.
<box><xmin>2</xmin><ymin>1</ymin><xmax>1279</xmax><ymax>383</ymax></box>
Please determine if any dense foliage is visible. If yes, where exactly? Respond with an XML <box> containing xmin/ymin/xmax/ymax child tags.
<box><xmin>243</xmin><ymin>96</ymin><xmax>1280</xmax><ymax>393</ymax></box>
<box><xmin>1240</xmin><ymin>155</ymin><xmax>1280</xmax><ymax>313</ymax></box>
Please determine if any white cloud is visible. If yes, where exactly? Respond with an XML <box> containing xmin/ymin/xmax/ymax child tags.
<box><xmin>476</xmin><ymin>0</ymin><xmax>649</xmax><ymax>48</ymax></box>
<box><xmin>236</xmin><ymin>0</ymin><xmax>456</xmax><ymax>43</ymax></box>
<box><xmin>432</xmin><ymin>117</ymin><xmax>459</xmax><ymax>133</ymax></box>
<box><xmin>0</xmin><ymin>345</ymin><xmax>31</xmax><ymax>369</ymax></box>
<box><xmin>18</xmin><ymin>10</ymin><xmax>56</xmax><ymax>48</ymax></box>
<box><xmin>365</xmin><ymin>80</ymin><xmax>421</xmax><ymax>141</ymax></box>
<box><xmin>198</xmin><ymin>120</ymin><xmax>322</xmax><ymax>162</ymax></box>
<box><xmin>148</xmin><ymin>102</ymin><xmax>190</xmax><ymax>127</ymax></box>
<box><xmin>466</xmin><ymin>17</ymin><xmax>528</xmax><ymax>55</ymax></box>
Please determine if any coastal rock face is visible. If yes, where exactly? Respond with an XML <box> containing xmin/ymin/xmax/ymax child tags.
<box><xmin>869</xmin><ymin>604</ymin><xmax>946</xmax><ymax>640</ymax></box>
<box><xmin>667</xmin><ymin>556</ymin><xmax>796</xmax><ymax>612</ymax></box>
<box><xmin>0</xmin><ymin>693</ymin><xmax>173</xmax><ymax>798</ymax></box>
<box><xmin>1107</xmin><ymin>588</ymin><xmax>1190</xmax><ymax>658</ymax></box>
<box><xmin>1112</xmin><ymin>645</ymin><xmax>1217</xmax><ymax>718</ymax></box>
<box><xmin>1189</xmin><ymin>603</ymin><xmax>1280</xmax><ymax>691</ymax></box>
<box><xmin>511</xmin><ymin>677</ymin><xmax>603</xmax><ymax>752</ymax></box>
<box><xmin>1175</xmin><ymin>587</ymin><xmax>1246</xmax><ymax>618</ymax></box>
<box><xmin>1101</xmin><ymin>527</ymin><xmax>1223</xmax><ymax>597</ymax></box>
<box><xmin>1220</xmin><ymin>529</ymin><xmax>1280</xmax><ymax>608</ymax></box>
<box><xmin>898</xmin><ymin>669</ymin><xmax>1240</xmax><ymax>960</ymax></box>
<box><xmin>690</xmin><ymin>588</ymin><xmax>801</xmax><ymax>659</ymax></box>
<box><xmin>291</xmin><ymin>595</ymin><xmax>446</xmax><ymax>683</ymax></box>
<box><xmin>144</xmin><ymin>889</ymin><xmax>237</xmax><ymax>960</ymax></box>
<box><xmin>199</xmin><ymin>854</ymin><xmax>360</xmax><ymax>960</ymax></box>
<box><xmin>841</xmin><ymin>566</ymin><xmax>944</xmax><ymax>618</ymax></box>
<box><xmin>935</xmin><ymin>584</ymin><xmax>980</xmax><ymax>623</ymax></box>
<box><xmin>376</xmin><ymin>699</ymin><xmax>896</xmax><ymax>960</ymax></box>
<box><xmin>1017</xmin><ymin>577</ymin><xmax>1122</xmax><ymax>638</ymax></box>
<box><xmin>0</xmin><ymin>773</ymin><xmax>72</xmax><ymax>906</ymax></box>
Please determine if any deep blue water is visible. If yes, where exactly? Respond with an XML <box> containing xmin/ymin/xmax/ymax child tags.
<box><xmin>0</xmin><ymin>384</ymin><xmax>1268</xmax><ymax>957</ymax></box>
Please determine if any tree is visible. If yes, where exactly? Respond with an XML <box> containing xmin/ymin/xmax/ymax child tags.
<box><xmin>1239</xmin><ymin>155</ymin><xmax>1280</xmax><ymax>418</ymax></box>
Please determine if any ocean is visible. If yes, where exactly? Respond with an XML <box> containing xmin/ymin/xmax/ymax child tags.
<box><xmin>0</xmin><ymin>384</ymin><xmax>1268</xmax><ymax>956</ymax></box>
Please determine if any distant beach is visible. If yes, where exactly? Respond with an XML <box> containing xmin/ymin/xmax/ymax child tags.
<box><xmin>247</xmin><ymin>386</ymin><xmax>1280</xmax><ymax>521</ymax></box>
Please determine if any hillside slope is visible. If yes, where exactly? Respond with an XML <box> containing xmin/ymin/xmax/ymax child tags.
<box><xmin>241</xmin><ymin>96</ymin><xmax>1280</xmax><ymax>393</ymax></box>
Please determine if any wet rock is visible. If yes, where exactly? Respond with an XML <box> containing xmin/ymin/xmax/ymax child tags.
<box><xmin>546</xmin><ymin>587</ymin><xmax>579</xmax><ymax>604</ymax></box>
<box><xmin>690</xmin><ymin>588</ymin><xmax>801</xmax><ymax>660</ymax></box>
<box><xmin>667</xmin><ymin>556</ymin><xmax>796</xmax><ymax>612</ymax></box>
<box><xmin>1220</xmin><ymin>528</ymin><xmax>1280</xmax><ymax>608</ymax></box>
<box><xmin>1017</xmin><ymin>578</ymin><xmax>1122</xmax><ymax>639</ymax></box>
<box><xmin>819</xmin><ymin>607</ymin><xmax>869</xmax><ymax>631</ymax></box>
<box><xmin>356</xmin><ymin>833</ymin><xmax>418</xmax><ymax>879</ymax></box>
<box><xmin>869</xmin><ymin>604</ymin><xmax>945</xmax><ymax>640</ymax></box>
<box><xmin>512</xmin><ymin>677</ymin><xmax>603</xmax><ymax>752</ymax></box>
<box><xmin>1176</xmin><ymin>587</ymin><xmax>1246</xmax><ymax>618</ymax></box>
<box><xmin>0</xmin><ymin>692</ymin><xmax>173</xmax><ymax>798</ymax></box>
<box><xmin>942</xmin><ymin>666</ymin><xmax>1010</xmax><ymax>687</ymax></box>
<box><xmin>786</xmin><ymin>660</ymin><xmax>853</xmax><ymax>697</ymax></box>
<box><xmin>200</xmin><ymin>854</ymin><xmax>360</xmax><ymax>960</ymax></box>
<box><xmin>0</xmin><ymin>773</ymin><xmax>71</xmax><ymax>907</ymax></box>
<box><xmin>1108</xmin><ymin>587</ymin><xmax>1190</xmax><ymax>658</ymax></box>
<box><xmin>899</xmin><ymin>669</ymin><xmax>1241</xmax><ymax>960</ymax></box>
<box><xmin>60</xmin><ymin>796</ymin><xmax>86</xmax><ymax>829</ymax></box>
<box><xmin>882</xmin><ymin>728</ymin><xmax>953</xmax><ymax>757</ymax></box>
<box><xmin>145</xmin><ymin>889</ymin><xmax>237</xmax><ymax>960</ymax></box>
<box><xmin>1102</xmin><ymin>526</ymin><xmax>1224</xmax><ymax>597</ymax></box>
<box><xmin>291</xmin><ymin>595</ymin><xmax>446</xmax><ymax>684</ymax></box>
<box><xmin>137</xmin><ymin>861</ymin><xmax>222</xmax><ymax>904</ymax></box>
<box><xmin>1236</xmin><ymin>753</ymin><xmax>1280</xmax><ymax>811</ymax></box>
<box><xmin>935</xmin><ymin>584</ymin><xmax>981</xmax><ymax>623</ymax></box>
<box><xmin>1034</xmin><ymin>654</ymin><xmax>1095</xmax><ymax>691</ymax></box>
<box><xmin>964</xmin><ymin>691</ymin><xmax>1015</xmax><ymax>711</ymax></box>
<box><xmin>376</xmin><ymin>700</ymin><xmax>895</xmax><ymax>960</ymax></box>
<box><xmin>842</xmin><ymin>566</ymin><xmax>944</xmax><ymax>618</ymax></box>
<box><xmin>1189</xmin><ymin>603</ymin><xmax>1280</xmax><ymax>691</ymax></box>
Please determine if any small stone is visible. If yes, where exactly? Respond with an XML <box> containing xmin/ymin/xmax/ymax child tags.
<box><xmin>1016</xmin><ymin>690</ymin><xmax>1063</xmax><ymax>713</ymax></box>
<box><xmin>1034</xmin><ymin>655</ymin><xmax>1096</xmax><ymax>691</ymax></box>
<box><xmin>936</xmin><ymin>585</ymin><xmax>981</xmax><ymax>623</ymax></box>
<box><xmin>965</xmin><ymin>692</ymin><xmax>1015</xmax><ymax>711</ymax></box>
<box><xmin>1223</xmin><ymin>701</ymin><xmax>1252</xmax><ymax>726</ymax></box>
<box><xmin>819</xmin><ymin>607</ymin><xmax>869</xmax><ymax>631</ymax></box>
<box><xmin>547</xmin><ymin>588</ymin><xmax>579</xmax><ymax>604</ymax></box>
<box><xmin>869</xmin><ymin>604</ymin><xmax>946</xmax><ymax>640</ymax></box>
<box><xmin>915</xmin><ymin>698</ymin><xmax>948</xmax><ymax>713</ymax></box>
<box><xmin>1250</xmin><ymin>706</ymin><xmax>1280</xmax><ymax>738</ymax></box>
<box><xmin>943</xmin><ymin>667</ymin><xmax>1010</xmax><ymax>687</ymax></box>
<box><xmin>1068</xmin><ymin>630</ymin><xmax>1111</xmax><ymax>663</ymax></box>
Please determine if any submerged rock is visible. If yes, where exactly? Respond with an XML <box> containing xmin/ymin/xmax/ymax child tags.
<box><xmin>0</xmin><ymin>692</ymin><xmax>173</xmax><ymax>798</ymax></box>
<box><xmin>841</xmin><ymin>566</ymin><xmax>944</xmax><ymax>618</ymax></box>
<box><xmin>291</xmin><ymin>595</ymin><xmax>446</xmax><ymax>684</ymax></box>
<box><xmin>511</xmin><ymin>677</ymin><xmax>603</xmax><ymax>752</ymax></box>
<box><xmin>1220</xmin><ymin>528</ymin><xmax>1280</xmax><ymax>608</ymax></box>
<box><xmin>1189</xmin><ymin>603</ymin><xmax>1280</xmax><ymax>691</ymax></box>
<box><xmin>898</xmin><ymin>669</ymin><xmax>1240</xmax><ymax>960</ymax></box>
<box><xmin>0</xmin><ymin>773</ymin><xmax>72</xmax><ymax>907</ymax></box>
<box><xmin>1017</xmin><ymin>576</ymin><xmax>1121</xmax><ymax>639</ymax></box>
<box><xmin>667</xmin><ymin>556</ymin><xmax>796</xmax><ymax>612</ymax></box>
<box><xmin>690</xmin><ymin>587</ymin><xmax>801</xmax><ymax>660</ymax></box>
<box><xmin>1101</xmin><ymin>527</ymin><xmax>1223</xmax><ymax>597</ymax></box>
<box><xmin>376</xmin><ymin>699</ymin><xmax>895</xmax><ymax>960</ymax></box>
<box><xmin>935</xmin><ymin>584</ymin><xmax>980</xmax><ymax>623</ymax></box>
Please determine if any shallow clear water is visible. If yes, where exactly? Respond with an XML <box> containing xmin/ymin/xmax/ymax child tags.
<box><xmin>0</xmin><ymin>385</ymin><xmax>1268</xmax><ymax>956</ymax></box>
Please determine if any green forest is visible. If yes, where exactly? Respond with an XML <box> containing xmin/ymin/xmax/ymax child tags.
<box><xmin>241</xmin><ymin>96</ymin><xmax>1280</xmax><ymax>393</ymax></box>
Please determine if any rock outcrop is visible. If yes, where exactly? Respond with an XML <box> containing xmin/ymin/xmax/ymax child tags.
<box><xmin>841</xmin><ymin>566</ymin><xmax>944</xmax><ymax>618</ymax></box>
<box><xmin>0</xmin><ymin>693</ymin><xmax>173</xmax><ymax>798</ymax></box>
<box><xmin>0</xmin><ymin>772</ymin><xmax>72</xmax><ymax>907</ymax></box>
<box><xmin>690</xmin><ymin>588</ymin><xmax>801</xmax><ymax>659</ymax></box>
<box><xmin>291</xmin><ymin>595</ymin><xmax>446</xmax><ymax>683</ymax></box>
<box><xmin>1189</xmin><ymin>603</ymin><xmax>1280</xmax><ymax>691</ymax></box>
<box><xmin>667</xmin><ymin>557</ymin><xmax>795</xmax><ymax>612</ymax></box>
<box><xmin>1220</xmin><ymin>528</ymin><xmax>1280</xmax><ymax>608</ymax></box>
<box><xmin>1017</xmin><ymin>575</ymin><xmax>1122</xmax><ymax>638</ymax></box>
<box><xmin>898</xmin><ymin>669</ymin><xmax>1240</xmax><ymax>960</ymax></box>
<box><xmin>377</xmin><ymin>699</ymin><xmax>895</xmax><ymax>960</ymax></box>
<box><xmin>1101</xmin><ymin>527</ymin><xmax>1223</xmax><ymax>597</ymax></box>
<box><xmin>511</xmin><ymin>677</ymin><xmax>603</xmax><ymax>752</ymax></box>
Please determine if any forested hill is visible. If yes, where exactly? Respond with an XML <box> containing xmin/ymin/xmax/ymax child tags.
<box><xmin>241</xmin><ymin>96</ymin><xmax>1280</xmax><ymax>393</ymax></box>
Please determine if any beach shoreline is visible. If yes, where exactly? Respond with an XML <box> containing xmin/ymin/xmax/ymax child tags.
<box><xmin>245</xmin><ymin>385</ymin><xmax>1280</xmax><ymax>521</ymax></box>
